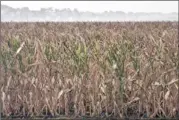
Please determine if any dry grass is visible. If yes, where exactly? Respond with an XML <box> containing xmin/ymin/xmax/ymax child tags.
<box><xmin>0</xmin><ymin>22</ymin><xmax>178</xmax><ymax>118</ymax></box>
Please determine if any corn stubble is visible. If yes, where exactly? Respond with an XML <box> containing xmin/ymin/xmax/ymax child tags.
<box><xmin>0</xmin><ymin>22</ymin><xmax>178</xmax><ymax>118</ymax></box>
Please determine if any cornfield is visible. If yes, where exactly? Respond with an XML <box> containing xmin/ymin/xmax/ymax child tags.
<box><xmin>0</xmin><ymin>22</ymin><xmax>178</xmax><ymax>119</ymax></box>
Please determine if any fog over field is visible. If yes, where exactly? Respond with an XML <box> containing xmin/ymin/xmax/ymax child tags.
<box><xmin>1</xmin><ymin>1</ymin><xmax>179</xmax><ymax>119</ymax></box>
<box><xmin>1</xmin><ymin>4</ymin><xmax>178</xmax><ymax>22</ymax></box>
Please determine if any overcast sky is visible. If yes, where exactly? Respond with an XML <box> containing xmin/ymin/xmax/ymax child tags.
<box><xmin>1</xmin><ymin>1</ymin><xmax>178</xmax><ymax>13</ymax></box>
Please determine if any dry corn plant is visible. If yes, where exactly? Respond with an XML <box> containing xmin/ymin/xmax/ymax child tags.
<box><xmin>0</xmin><ymin>22</ymin><xmax>178</xmax><ymax>119</ymax></box>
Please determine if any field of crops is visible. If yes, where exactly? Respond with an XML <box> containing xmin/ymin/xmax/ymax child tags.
<box><xmin>0</xmin><ymin>22</ymin><xmax>178</xmax><ymax>119</ymax></box>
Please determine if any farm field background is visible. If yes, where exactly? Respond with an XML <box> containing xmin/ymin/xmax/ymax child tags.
<box><xmin>0</xmin><ymin>22</ymin><xmax>178</xmax><ymax>119</ymax></box>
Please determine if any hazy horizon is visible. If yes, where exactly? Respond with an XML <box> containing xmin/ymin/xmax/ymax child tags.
<box><xmin>1</xmin><ymin>1</ymin><xmax>178</xmax><ymax>22</ymax></box>
<box><xmin>1</xmin><ymin>1</ymin><xmax>178</xmax><ymax>13</ymax></box>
